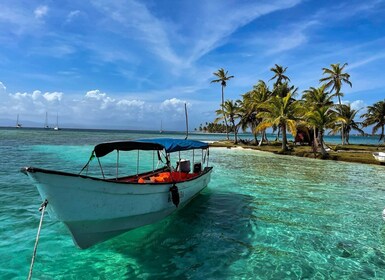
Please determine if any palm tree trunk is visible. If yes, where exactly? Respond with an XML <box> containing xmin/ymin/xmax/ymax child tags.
<box><xmin>281</xmin><ymin>123</ymin><xmax>287</xmax><ymax>151</ymax></box>
<box><xmin>231</xmin><ymin>119</ymin><xmax>238</xmax><ymax>144</ymax></box>
<box><xmin>221</xmin><ymin>86</ymin><xmax>229</xmax><ymax>140</ymax></box>
<box><xmin>313</xmin><ymin>126</ymin><xmax>318</xmax><ymax>148</ymax></box>
<box><xmin>258</xmin><ymin>130</ymin><xmax>265</xmax><ymax>146</ymax></box>
<box><xmin>337</xmin><ymin>95</ymin><xmax>345</xmax><ymax>145</ymax></box>
<box><xmin>319</xmin><ymin>130</ymin><xmax>327</xmax><ymax>157</ymax></box>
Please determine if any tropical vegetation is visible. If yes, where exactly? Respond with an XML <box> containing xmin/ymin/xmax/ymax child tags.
<box><xmin>204</xmin><ymin>63</ymin><xmax>385</xmax><ymax>156</ymax></box>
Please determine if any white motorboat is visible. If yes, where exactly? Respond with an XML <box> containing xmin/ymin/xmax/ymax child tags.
<box><xmin>22</xmin><ymin>138</ymin><xmax>212</xmax><ymax>249</ymax></box>
<box><xmin>373</xmin><ymin>152</ymin><xmax>385</xmax><ymax>163</ymax></box>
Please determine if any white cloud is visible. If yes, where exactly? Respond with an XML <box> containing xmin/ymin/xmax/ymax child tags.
<box><xmin>85</xmin><ymin>90</ymin><xmax>107</xmax><ymax>100</ymax></box>
<box><xmin>0</xmin><ymin>81</ymin><xmax>6</xmax><ymax>94</ymax></box>
<box><xmin>160</xmin><ymin>98</ymin><xmax>187</xmax><ymax>113</ymax></box>
<box><xmin>43</xmin><ymin>91</ymin><xmax>63</xmax><ymax>102</ymax></box>
<box><xmin>350</xmin><ymin>100</ymin><xmax>366</xmax><ymax>111</ymax></box>
<box><xmin>187</xmin><ymin>0</ymin><xmax>303</xmax><ymax>63</ymax></box>
<box><xmin>65</xmin><ymin>10</ymin><xmax>81</xmax><ymax>24</ymax></box>
<box><xmin>117</xmin><ymin>99</ymin><xmax>145</xmax><ymax>108</ymax></box>
<box><xmin>91</xmin><ymin>0</ymin><xmax>182</xmax><ymax>67</ymax></box>
<box><xmin>83</xmin><ymin>90</ymin><xmax>116</xmax><ymax>110</ymax></box>
<box><xmin>349</xmin><ymin>53</ymin><xmax>385</xmax><ymax>70</ymax></box>
<box><xmin>34</xmin><ymin>6</ymin><xmax>48</xmax><ymax>19</ymax></box>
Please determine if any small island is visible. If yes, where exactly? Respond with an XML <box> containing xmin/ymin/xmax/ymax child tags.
<box><xmin>209</xmin><ymin>140</ymin><xmax>384</xmax><ymax>165</ymax></box>
<box><xmin>203</xmin><ymin>64</ymin><xmax>385</xmax><ymax>165</ymax></box>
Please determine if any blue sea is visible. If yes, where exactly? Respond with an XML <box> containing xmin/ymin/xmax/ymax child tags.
<box><xmin>1</xmin><ymin>128</ymin><xmax>385</xmax><ymax>279</ymax></box>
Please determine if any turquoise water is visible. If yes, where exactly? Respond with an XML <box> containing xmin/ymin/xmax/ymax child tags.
<box><xmin>1</xmin><ymin>128</ymin><xmax>385</xmax><ymax>279</ymax></box>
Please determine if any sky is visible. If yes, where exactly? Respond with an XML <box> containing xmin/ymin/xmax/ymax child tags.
<box><xmin>1</xmin><ymin>0</ymin><xmax>385</xmax><ymax>131</ymax></box>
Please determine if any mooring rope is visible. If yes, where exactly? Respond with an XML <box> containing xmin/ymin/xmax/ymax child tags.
<box><xmin>28</xmin><ymin>199</ymin><xmax>48</xmax><ymax>280</ymax></box>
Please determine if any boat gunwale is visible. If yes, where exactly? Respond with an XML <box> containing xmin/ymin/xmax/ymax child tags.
<box><xmin>21</xmin><ymin>166</ymin><xmax>213</xmax><ymax>185</ymax></box>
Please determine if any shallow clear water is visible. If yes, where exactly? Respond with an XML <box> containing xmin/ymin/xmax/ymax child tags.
<box><xmin>1</xmin><ymin>128</ymin><xmax>385</xmax><ymax>279</ymax></box>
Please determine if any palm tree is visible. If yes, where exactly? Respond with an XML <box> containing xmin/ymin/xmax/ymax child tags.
<box><xmin>237</xmin><ymin>97</ymin><xmax>258</xmax><ymax>143</ymax></box>
<box><xmin>256</xmin><ymin>93</ymin><xmax>303</xmax><ymax>152</ymax></box>
<box><xmin>240</xmin><ymin>80</ymin><xmax>272</xmax><ymax>145</ymax></box>
<box><xmin>269</xmin><ymin>64</ymin><xmax>290</xmax><ymax>87</ymax></box>
<box><xmin>215</xmin><ymin>100</ymin><xmax>241</xmax><ymax>143</ymax></box>
<box><xmin>361</xmin><ymin>100</ymin><xmax>385</xmax><ymax>143</ymax></box>
<box><xmin>302</xmin><ymin>84</ymin><xmax>334</xmax><ymax>147</ymax></box>
<box><xmin>302</xmin><ymin>84</ymin><xmax>334</xmax><ymax>108</ymax></box>
<box><xmin>305</xmin><ymin>106</ymin><xmax>339</xmax><ymax>157</ymax></box>
<box><xmin>320</xmin><ymin>63</ymin><xmax>352</xmax><ymax>145</ymax></box>
<box><xmin>330</xmin><ymin>104</ymin><xmax>364</xmax><ymax>144</ymax></box>
<box><xmin>211</xmin><ymin>68</ymin><xmax>234</xmax><ymax>140</ymax></box>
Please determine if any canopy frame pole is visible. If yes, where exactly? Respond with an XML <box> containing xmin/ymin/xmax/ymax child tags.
<box><xmin>97</xmin><ymin>157</ymin><xmax>105</xmax><ymax>179</ymax></box>
<box><xmin>116</xmin><ymin>150</ymin><xmax>119</xmax><ymax>179</ymax></box>
<box><xmin>136</xmin><ymin>150</ymin><xmax>140</xmax><ymax>176</ymax></box>
<box><xmin>207</xmin><ymin>148</ymin><xmax>210</xmax><ymax>167</ymax></box>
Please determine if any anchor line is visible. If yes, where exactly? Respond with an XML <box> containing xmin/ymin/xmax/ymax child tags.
<box><xmin>28</xmin><ymin>199</ymin><xmax>48</xmax><ymax>280</ymax></box>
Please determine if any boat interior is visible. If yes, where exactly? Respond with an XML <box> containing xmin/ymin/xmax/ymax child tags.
<box><xmin>110</xmin><ymin>161</ymin><xmax>204</xmax><ymax>184</ymax></box>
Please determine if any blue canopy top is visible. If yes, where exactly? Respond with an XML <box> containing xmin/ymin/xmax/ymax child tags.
<box><xmin>93</xmin><ymin>138</ymin><xmax>209</xmax><ymax>157</ymax></box>
<box><xmin>137</xmin><ymin>138</ymin><xmax>209</xmax><ymax>153</ymax></box>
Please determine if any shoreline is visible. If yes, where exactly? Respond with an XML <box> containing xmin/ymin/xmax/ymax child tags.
<box><xmin>209</xmin><ymin>140</ymin><xmax>385</xmax><ymax>166</ymax></box>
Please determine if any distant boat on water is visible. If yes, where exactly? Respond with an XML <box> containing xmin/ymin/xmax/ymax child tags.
<box><xmin>160</xmin><ymin>120</ymin><xmax>163</xmax><ymax>133</ymax></box>
<box><xmin>16</xmin><ymin>114</ymin><xmax>22</xmax><ymax>128</ymax></box>
<box><xmin>44</xmin><ymin>112</ymin><xmax>49</xmax><ymax>129</ymax></box>
<box><xmin>373</xmin><ymin>152</ymin><xmax>385</xmax><ymax>164</ymax></box>
<box><xmin>53</xmin><ymin>113</ymin><xmax>60</xmax><ymax>130</ymax></box>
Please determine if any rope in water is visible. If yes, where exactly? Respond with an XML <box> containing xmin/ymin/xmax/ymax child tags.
<box><xmin>28</xmin><ymin>199</ymin><xmax>48</xmax><ymax>280</ymax></box>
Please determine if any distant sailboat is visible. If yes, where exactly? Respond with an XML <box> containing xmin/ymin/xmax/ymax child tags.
<box><xmin>53</xmin><ymin>113</ymin><xmax>60</xmax><ymax>130</ymax></box>
<box><xmin>44</xmin><ymin>112</ymin><xmax>49</xmax><ymax>129</ymax></box>
<box><xmin>16</xmin><ymin>114</ymin><xmax>22</xmax><ymax>128</ymax></box>
<box><xmin>159</xmin><ymin>120</ymin><xmax>163</xmax><ymax>133</ymax></box>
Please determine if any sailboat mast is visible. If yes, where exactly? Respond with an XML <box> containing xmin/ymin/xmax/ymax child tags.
<box><xmin>184</xmin><ymin>103</ymin><xmax>189</xmax><ymax>140</ymax></box>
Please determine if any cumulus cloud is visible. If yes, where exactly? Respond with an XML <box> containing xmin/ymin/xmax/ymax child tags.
<box><xmin>11</xmin><ymin>90</ymin><xmax>63</xmax><ymax>102</ymax></box>
<box><xmin>34</xmin><ymin>6</ymin><xmax>48</xmax><ymax>19</ymax></box>
<box><xmin>160</xmin><ymin>98</ymin><xmax>187</xmax><ymax>113</ymax></box>
<box><xmin>85</xmin><ymin>89</ymin><xmax>108</xmax><ymax>100</ymax></box>
<box><xmin>83</xmin><ymin>90</ymin><xmax>116</xmax><ymax>110</ymax></box>
<box><xmin>43</xmin><ymin>91</ymin><xmax>63</xmax><ymax>102</ymax></box>
<box><xmin>117</xmin><ymin>99</ymin><xmax>145</xmax><ymax>108</ymax></box>
<box><xmin>0</xmin><ymin>85</ymin><xmax>201</xmax><ymax>129</ymax></box>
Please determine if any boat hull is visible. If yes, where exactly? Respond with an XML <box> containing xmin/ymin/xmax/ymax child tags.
<box><xmin>373</xmin><ymin>152</ymin><xmax>385</xmax><ymax>163</ymax></box>
<box><xmin>23</xmin><ymin>167</ymin><xmax>212</xmax><ymax>248</ymax></box>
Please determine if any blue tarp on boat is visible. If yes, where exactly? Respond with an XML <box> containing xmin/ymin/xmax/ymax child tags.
<box><xmin>94</xmin><ymin>138</ymin><xmax>208</xmax><ymax>157</ymax></box>
<box><xmin>137</xmin><ymin>138</ymin><xmax>209</xmax><ymax>153</ymax></box>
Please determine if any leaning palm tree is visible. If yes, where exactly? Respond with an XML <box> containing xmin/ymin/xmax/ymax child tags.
<box><xmin>302</xmin><ymin>84</ymin><xmax>334</xmax><ymax>147</ymax></box>
<box><xmin>211</xmin><ymin>68</ymin><xmax>234</xmax><ymax>140</ymax></box>
<box><xmin>256</xmin><ymin>93</ymin><xmax>303</xmax><ymax>152</ymax></box>
<box><xmin>330</xmin><ymin>104</ymin><xmax>364</xmax><ymax>144</ymax></box>
<box><xmin>237</xmin><ymin>96</ymin><xmax>258</xmax><ymax>143</ymax></box>
<box><xmin>240</xmin><ymin>80</ymin><xmax>272</xmax><ymax>145</ymax></box>
<box><xmin>269</xmin><ymin>64</ymin><xmax>290</xmax><ymax>87</ymax></box>
<box><xmin>361</xmin><ymin>100</ymin><xmax>385</xmax><ymax>143</ymax></box>
<box><xmin>305</xmin><ymin>106</ymin><xmax>339</xmax><ymax>157</ymax></box>
<box><xmin>215</xmin><ymin>100</ymin><xmax>241</xmax><ymax>144</ymax></box>
<box><xmin>320</xmin><ymin>63</ymin><xmax>352</xmax><ymax>145</ymax></box>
